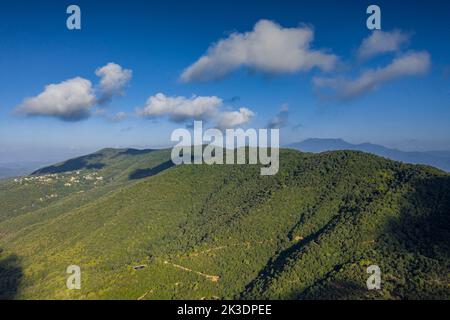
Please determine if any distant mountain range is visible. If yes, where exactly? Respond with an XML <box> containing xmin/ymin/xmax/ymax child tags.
<box><xmin>289</xmin><ymin>138</ymin><xmax>450</xmax><ymax>172</ymax></box>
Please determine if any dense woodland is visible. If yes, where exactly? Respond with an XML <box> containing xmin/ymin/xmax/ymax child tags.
<box><xmin>0</xmin><ymin>148</ymin><xmax>449</xmax><ymax>299</ymax></box>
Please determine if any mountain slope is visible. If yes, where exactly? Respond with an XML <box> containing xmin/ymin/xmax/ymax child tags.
<box><xmin>0</xmin><ymin>148</ymin><xmax>449</xmax><ymax>299</ymax></box>
<box><xmin>289</xmin><ymin>138</ymin><xmax>450</xmax><ymax>172</ymax></box>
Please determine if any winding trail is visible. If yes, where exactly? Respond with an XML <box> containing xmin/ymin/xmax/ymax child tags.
<box><xmin>164</xmin><ymin>260</ymin><xmax>220</xmax><ymax>282</ymax></box>
<box><xmin>137</xmin><ymin>290</ymin><xmax>153</xmax><ymax>300</ymax></box>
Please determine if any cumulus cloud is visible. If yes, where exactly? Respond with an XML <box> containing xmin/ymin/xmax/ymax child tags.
<box><xmin>267</xmin><ymin>104</ymin><xmax>289</xmax><ymax>129</ymax></box>
<box><xmin>138</xmin><ymin>93</ymin><xmax>222</xmax><ymax>122</ymax></box>
<box><xmin>95</xmin><ymin>62</ymin><xmax>132</xmax><ymax>103</ymax></box>
<box><xmin>137</xmin><ymin>93</ymin><xmax>254</xmax><ymax>128</ymax></box>
<box><xmin>180</xmin><ymin>19</ymin><xmax>338</xmax><ymax>82</ymax></box>
<box><xmin>216</xmin><ymin>108</ymin><xmax>255</xmax><ymax>129</ymax></box>
<box><xmin>357</xmin><ymin>30</ymin><xmax>410</xmax><ymax>60</ymax></box>
<box><xmin>14</xmin><ymin>63</ymin><xmax>132</xmax><ymax>121</ymax></box>
<box><xmin>14</xmin><ymin>77</ymin><xmax>96</xmax><ymax>121</ymax></box>
<box><xmin>313</xmin><ymin>51</ymin><xmax>430</xmax><ymax>100</ymax></box>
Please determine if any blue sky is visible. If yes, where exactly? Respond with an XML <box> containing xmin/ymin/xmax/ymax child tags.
<box><xmin>0</xmin><ymin>0</ymin><xmax>449</xmax><ymax>163</ymax></box>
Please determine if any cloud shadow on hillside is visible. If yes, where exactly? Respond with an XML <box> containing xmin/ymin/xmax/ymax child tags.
<box><xmin>32</xmin><ymin>155</ymin><xmax>105</xmax><ymax>175</ymax></box>
<box><xmin>380</xmin><ymin>175</ymin><xmax>450</xmax><ymax>299</ymax></box>
<box><xmin>0</xmin><ymin>253</ymin><xmax>22</xmax><ymax>300</ymax></box>
<box><xmin>117</xmin><ymin>149</ymin><xmax>156</xmax><ymax>156</ymax></box>
<box><xmin>129</xmin><ymin>160</ymin><xmax>176</xmax><ymax>180</ymax></box>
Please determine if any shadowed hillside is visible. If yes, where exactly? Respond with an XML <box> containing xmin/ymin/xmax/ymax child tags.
<box><xmin>32</xmin><ymin>148</ymin><xmax>158</xmax><ymax>175</ymax></box>
<box><xmin>0</xmin><ymin>252</ymin><xmax>22</xmax><ymax>300</ymax></box>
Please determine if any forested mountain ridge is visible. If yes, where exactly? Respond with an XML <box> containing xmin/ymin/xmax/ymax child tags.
<box><xmin>0</xmin><ymin>148</ymin><xmax>449</xmax><ymax>299</ymax></box>
<box><xmin>289</xmin><ymin>138</ymin><xmax>450</xmax><ymax>172</ymax></box>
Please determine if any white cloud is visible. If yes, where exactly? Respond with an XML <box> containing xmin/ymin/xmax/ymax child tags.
<box><xmin>14</xmin><ymin>63</ymin><xmax>132</xmax><ymax>121</ymax></box>
<box><xmin>138</xmin><ymin>93</ymin><xmax>222</xmax><ymax>122</ymax></box>
<box><xmin>216</xmin><ymin>108</ymin><xmax>255</xmax><ymax>129</ymax></box>
<box><xmin>14</xmin><ymin>77</ymin><xmax>96</xmax><ymax>121</ymax></box>
<box><xmin>137</xmin><ymin>93</ymin><xmax>254</xmax><ymax>128</ymax></box>
<box><xmin>313</xmin><ymin>51</ymin><xmax>430</xmax><ymax>100</ymax></box>
<box><xmin>357</xmin><ymin>30</ymin><xmax>410</xmax><ymax>60</ymax></box>
<box><xmin>95</xmin><ymin>62</ymin><xmax>132</xmax><ymax>103</ymax></box>
<box><xmin>267</xmin><ymin>104</ymin><xmax>289</xmax><ymax>128</ymax></box>
<box><xmin>180</xmin><ymin>19</ymin><xmax>338</xmax><ymax>82</ymax></box>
